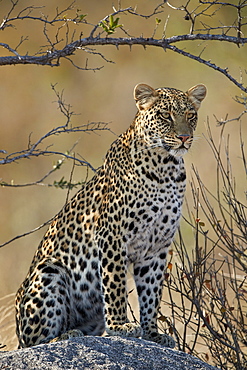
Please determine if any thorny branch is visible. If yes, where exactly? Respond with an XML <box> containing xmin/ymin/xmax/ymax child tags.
<box><xmin>0</xmin><ymin>1</ymin><xmax>247</xmax><ymax>91</ymax></box>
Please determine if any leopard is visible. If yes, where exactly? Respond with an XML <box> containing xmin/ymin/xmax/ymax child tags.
<box><xmin>15</xmin><ymin>82</ymin><xmax>206</xmax><ymax>348</ymax></box>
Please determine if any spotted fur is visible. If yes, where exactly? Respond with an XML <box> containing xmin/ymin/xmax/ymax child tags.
<box><xmin>15</xmin><ymin>83</ymin><xmax>206</xmax><ymax>348</ymax></box>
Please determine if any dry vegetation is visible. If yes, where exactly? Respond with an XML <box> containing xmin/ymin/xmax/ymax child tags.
<box><xmin>162</xmin><ymin>120</ymin><xmax>247</xmax><ymax>369</ymax></box>
<box><xmin>0</xmin><ymin>1</ymin><xmax>246</xmax><ymax>368</ymax></box>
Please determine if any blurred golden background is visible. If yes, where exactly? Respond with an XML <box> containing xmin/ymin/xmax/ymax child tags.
<box><xmin>0</xmin><ymin>0</ymin><xmax>246</xmax><ymax>350</ymax></box>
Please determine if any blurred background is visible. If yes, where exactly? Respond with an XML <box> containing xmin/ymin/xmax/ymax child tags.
<box><xmin>0</xmin><ymin>0</ymin><xmax>246</xmax><ymax>350</ymax></box>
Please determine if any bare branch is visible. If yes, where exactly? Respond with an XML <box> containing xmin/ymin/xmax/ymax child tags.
<box><xmin>0</xmin><ymin>121</ymin><xmax>110</xmax><ymax>169</ymax></box>
<box><xmin>0</xmin><ymin>1</ymin><xmax>247</xmax><ymax>90</ymax></box>
<box><xmin>0</xmin><ymin>85</ymin><xmax>112</xmax><ymax>184</ymax></box>
<box><xmin>0</xmin><ymin>217</ymin><xmax>53</xmax><ymax>249</ymax></box>
<box><xmin>166</xmin><ymin>43</ymin><xmax>247</xmax><ymax>93</ymax></box>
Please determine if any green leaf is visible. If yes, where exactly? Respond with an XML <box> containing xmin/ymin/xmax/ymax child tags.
<box><xmin>99</xmin><ymin>15</ymin><xmax>122</xmax><ymax>35</ymax></box>
<box><xmin>78</xmin><ymin>14</ymin><xmax>87</xmax><ymax>22</ymax></box>
<box><xmin>53</xmin><ymin>177</ymin><xmax>84</xmax><ymax>190</ymax></box>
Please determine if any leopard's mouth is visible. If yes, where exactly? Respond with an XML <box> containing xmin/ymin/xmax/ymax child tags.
<box><xmin>166</xmin><ymin>143</ymin><xmax>191</xmax><ymax>157</ymax></box>
<box><xmin>161</xmin><ymin>140</ymin><xmax>190</xmax><ymax>155</ymax></box>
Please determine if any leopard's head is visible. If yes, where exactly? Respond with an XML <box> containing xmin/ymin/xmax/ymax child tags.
<box><xmin>134</xmin><ymin>83</ymin><xmax>206</xmax><ymax>157</ymax></box>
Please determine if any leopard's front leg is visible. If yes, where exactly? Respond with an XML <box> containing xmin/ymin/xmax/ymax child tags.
<box><xmin>98</xmin><ymin>237</ymin><xmax>142</xmax><ymax>339</ymax></box>
<box><xmin>134</xmin><ymin>254</ymin><xmax>175</xmax><ymax>348</ymax></box>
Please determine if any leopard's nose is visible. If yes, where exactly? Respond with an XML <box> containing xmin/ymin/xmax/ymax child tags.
<box><xmin>176</xmin><ymin>134</ymin><xmax>191</xmax><ymax>143</ymax></box>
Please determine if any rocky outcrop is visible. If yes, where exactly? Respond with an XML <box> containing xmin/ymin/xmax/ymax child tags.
<box><xmin>0</xmin><ymin>335</ymin><xmax>218</xmax><ymax>370</ymax></box>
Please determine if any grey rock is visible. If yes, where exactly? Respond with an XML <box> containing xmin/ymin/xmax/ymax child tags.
<box><xmin>0</xmin><ymin>336</ymin><xmax>219</xmax><ymax>370</ymax></box>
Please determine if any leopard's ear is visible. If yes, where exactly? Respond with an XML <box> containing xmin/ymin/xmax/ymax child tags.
<box><xmin>187</xmin><ymin>84</ymin><xmax>207</xmax><ymax>110</ymax></box>
<box><xmin>134</xmin><ymin>83</ymin><xmax>159</xmax><ymax>111</ymax></box>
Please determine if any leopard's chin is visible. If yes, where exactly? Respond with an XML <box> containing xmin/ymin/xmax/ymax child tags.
<box><xmin>169</xmin><ymin>147</ymin><xmax>189</xmax><ymax>157</ymax></box>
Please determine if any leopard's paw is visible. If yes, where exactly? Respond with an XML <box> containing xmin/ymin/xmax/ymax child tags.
<box><xmin>142</xmin><ymin>332</ymin><xmax>175</xmax><ymax>348</ymax></box>
<box><xmin>106</xmin><ymin>322</ymin><xmax>142</xmax><ymax>338</ymax></box>
<box><xmin>50</xmin><ymin>329</ymin><xmax>84</xmax><ymax>343</ymax></box>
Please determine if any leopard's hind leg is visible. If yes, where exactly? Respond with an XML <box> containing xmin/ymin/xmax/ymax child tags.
<box><xmin>16</xmin><ymin>259</ymin><xmax>80</xmax><ymax>347</ymax></box>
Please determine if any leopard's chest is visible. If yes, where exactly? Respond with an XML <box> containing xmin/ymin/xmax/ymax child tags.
<box><xmin>122</xmin><ymin>162</ymin><xmax>186</xmax><ymax>263</ymax></box>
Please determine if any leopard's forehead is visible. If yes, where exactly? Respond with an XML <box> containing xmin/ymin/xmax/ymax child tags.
<box><xmin>156</xmin><ymin>87</ymin><xmax>192</xmax><ymax>111</ymax></box>
<box><xmin>156</xmin><ymin>87</ymin><xmax>187</xmax><ymax>99</ymax></box>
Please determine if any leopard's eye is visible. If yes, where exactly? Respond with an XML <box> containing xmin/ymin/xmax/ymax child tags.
<box><xmin>162</xmin><ymin>112</ymin><xmax>172</xmax><ymax>120</ymax></box>
<box><xmin>187</xmin><ymin>112</ymin><xmax>196</xmax><ymax>120</ymax></box>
